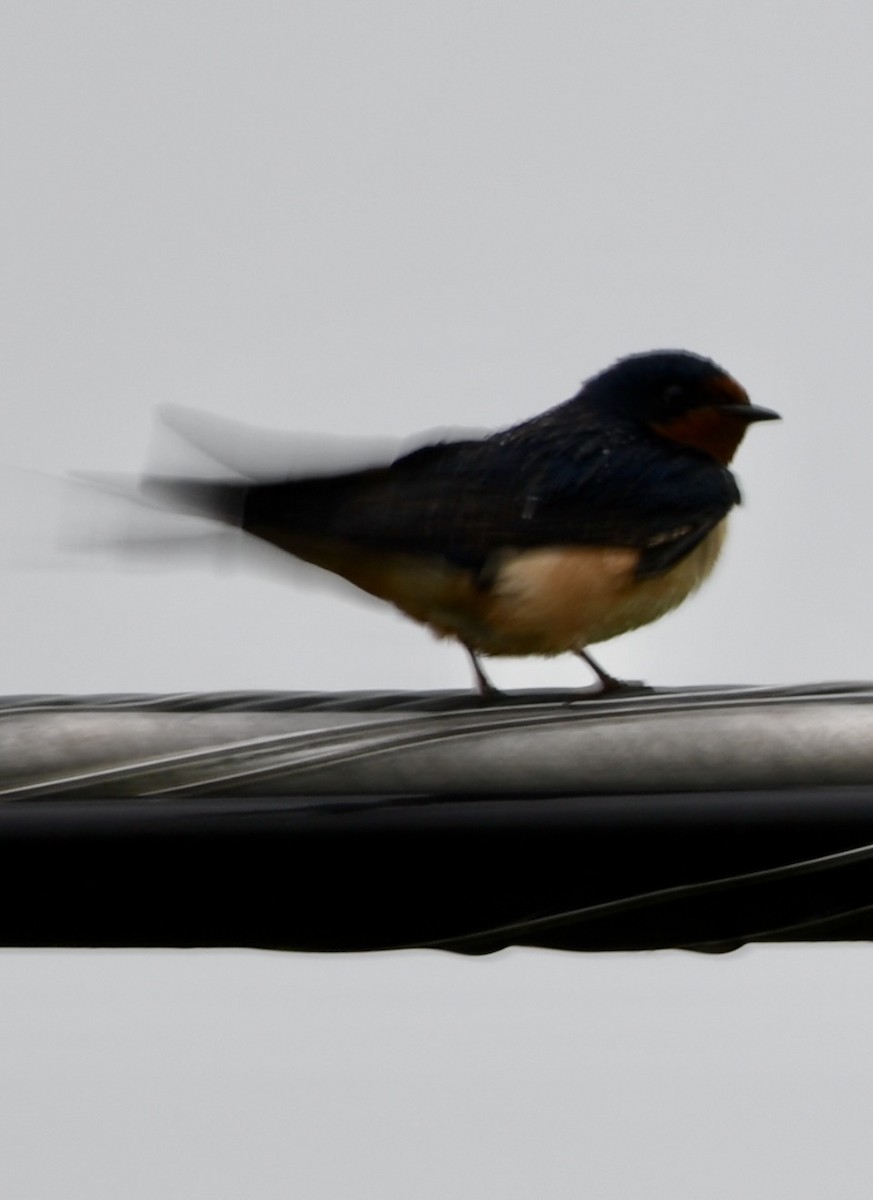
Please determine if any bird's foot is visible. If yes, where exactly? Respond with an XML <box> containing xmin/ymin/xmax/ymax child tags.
<box><xmin>463</xmin><ymin>644</ymin><xmax>505</xmax><ymax>698</ymax></box>
<box><xmin>575</xmin><ymin>649</ymin><xmax>649</xmax><ymax>694</ymax></box>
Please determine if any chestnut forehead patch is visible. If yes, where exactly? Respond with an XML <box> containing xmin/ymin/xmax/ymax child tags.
<box><xmin>706</xmin><ymin>372</ymin><xmax>750</xmax><ymax>406</ymax></box>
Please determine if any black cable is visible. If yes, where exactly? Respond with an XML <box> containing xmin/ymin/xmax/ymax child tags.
<box><xmin>427</xmin><ymin>838</ymin><xmax>873</xmax><ymax>954</ymax></box>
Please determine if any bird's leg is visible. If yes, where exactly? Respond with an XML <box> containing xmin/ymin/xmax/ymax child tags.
<box><xmin>575</xmin><ymin>648</ymin><xmax>628</xmax><ymax>692</ymax></box>
<box><xmin>462</xmin><ymin>643</ymin><xmax>501</xmax><ymax>697</ymax></box>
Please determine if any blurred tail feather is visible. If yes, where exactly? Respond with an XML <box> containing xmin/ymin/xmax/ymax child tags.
<box><xmin>139</xmin><ymin>475</ymin><xmax>247</xmax><ymax>526</ymax></box>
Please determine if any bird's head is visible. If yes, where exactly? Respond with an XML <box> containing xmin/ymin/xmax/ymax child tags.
<box><xmin>584</xmin><ymin>350</ymin><xmax>780</xmax><ymax>464</ymax></box>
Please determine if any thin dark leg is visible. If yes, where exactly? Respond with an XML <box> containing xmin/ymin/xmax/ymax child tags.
<box><xmin>575</xmin><ymin>648</ymin><xmax>628</xmax><ymax>692</ymax></box>
<box><xmin>463</xmin><ymin>644</ymin><xmax>501</xmax><ymax>696</ymax></box>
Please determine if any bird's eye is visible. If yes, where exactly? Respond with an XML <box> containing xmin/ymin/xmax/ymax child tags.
<box><xmin>663</xmin><ymin>385</ymin><xmax>685</xmax><ymax>405</ymax></box>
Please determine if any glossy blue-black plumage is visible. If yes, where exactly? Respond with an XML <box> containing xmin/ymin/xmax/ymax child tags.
<box><xmin>241</xmin><ymin>350</ymin><xmax>742</xmax><ymax>580</ymax></box>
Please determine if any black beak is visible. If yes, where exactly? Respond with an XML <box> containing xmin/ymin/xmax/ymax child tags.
<box><xmin>716</xmin><ymin>403</ymin><xmax>781</xmax><ymax>423</ymax></box>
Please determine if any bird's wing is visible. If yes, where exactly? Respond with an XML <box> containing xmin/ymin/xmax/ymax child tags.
<box><xmin>238</xmin><ymin>433</ymin><xmax>740</xmax><ymax>580</ymax></box>
<box><xmin>524</xmin><ymin>436</ymin><xmax>740</xmax><ymax>577</ymax></box>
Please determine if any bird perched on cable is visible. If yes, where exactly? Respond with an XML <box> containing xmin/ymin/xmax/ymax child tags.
<box><xmin>143</xmin><ymin>350</ymin><xmax>779</xmax><ymax>693</ymax></box>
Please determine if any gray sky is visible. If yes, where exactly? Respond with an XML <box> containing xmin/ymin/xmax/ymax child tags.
<box><xmin>3</xmin><ymin>2</ymin><xmax>873</xmax><ymax>1197</ymax></box>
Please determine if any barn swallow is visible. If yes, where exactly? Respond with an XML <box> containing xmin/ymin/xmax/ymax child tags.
<box><xmin>145</xmin><ymin>350</ymin><xmax>779</xmax><ymax>693</ymax></box>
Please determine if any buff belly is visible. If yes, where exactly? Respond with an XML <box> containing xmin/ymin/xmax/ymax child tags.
<box><xmin>472</xmin><ymin>521</ymin><xmax>727</xmax><ymax>655</ymax></box>
<box><xmin>267</xmin><ymin>522</ymin><xmax>728</xmax><ymax>659</ymax></box>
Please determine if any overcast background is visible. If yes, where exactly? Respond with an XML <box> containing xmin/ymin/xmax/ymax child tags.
<box><xmin>3</xmin><ymin>2</ymin><xmax>873</xmax><ymax>1197</ymax></box>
